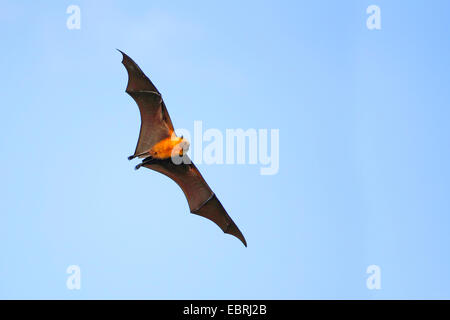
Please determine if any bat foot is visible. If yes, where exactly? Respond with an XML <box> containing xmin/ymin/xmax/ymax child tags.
<box><xmin>128</xmin><ymin>155</ymin><xmax>135</xmax><ymax>161</ymax></box>
<box><xmin>134</xmin><ymin>156</ymin><xmax>158</xmax><ymax>170</ymax></box>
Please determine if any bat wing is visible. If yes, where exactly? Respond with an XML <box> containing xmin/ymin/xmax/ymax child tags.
<box><xmin>143</xmin><ymin>157</ymin><xmax>247</xmax><ymax>247</ymax></box>
<box><xmin>119</xmin><ymin>50</ymin><xmax>175</xmax><ymax>157</ymax></box>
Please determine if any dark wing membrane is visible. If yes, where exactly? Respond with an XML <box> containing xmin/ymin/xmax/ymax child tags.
<box><xmin>119</xmin><ymin>50</ymin><xmax>160</xmax><ymax>93</ymax></box>
<box><xmin>119</xmin><ymin>50</ymin><xmax>175</xmax><ymax>156</ymax></box>
<box><xmin>128</xmin><ymin>91</ymin><xmax>172</xmax><ymax>156</ymax></box>
<box><xmin>160</xmin><ymin>100</ymin><xmax>174</xmax><ymax>133</ymax></box>
<box><xmin>143</xmin><ymin>157</ymin><xmax>247</xmax><ymax>246</ymax></box>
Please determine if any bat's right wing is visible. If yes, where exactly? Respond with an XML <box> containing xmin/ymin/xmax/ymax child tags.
<box><xmin>119</xmin><ymin>50</ymin><xmax>175</xmax><ymax>158</ymax></box>
<box><xmin>143</xmin><ymin>157</ymin><xmax>247</xmax><ymax>247</ymax></box>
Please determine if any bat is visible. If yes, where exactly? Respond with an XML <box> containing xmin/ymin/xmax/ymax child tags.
<box><xmin>119</xmin><ymin>50</ymin><xmax>247</xmax><ymax>247</ymax></box>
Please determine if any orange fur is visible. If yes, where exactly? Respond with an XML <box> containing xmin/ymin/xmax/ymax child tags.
<box><xmin>150</xmin><ymin>136</ymin><xmax>190</xmax><ymax>159</ymax></box>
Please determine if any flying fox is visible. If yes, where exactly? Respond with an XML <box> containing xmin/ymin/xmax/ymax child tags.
<box><xmin>119</xmin><ymin>50</ymin><xmax>247</xmax><ymax>247</ymax></box>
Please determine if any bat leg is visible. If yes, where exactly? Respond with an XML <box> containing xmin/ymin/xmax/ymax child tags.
<box><xmin>129</xmin><ymin>151</ymin><xmax>150</xmax><ymax>161</ymax></box>
<box><xmin>135</xmin><ymin>156</ymin><xmax>159</xmax><ymax>170</ymax></box>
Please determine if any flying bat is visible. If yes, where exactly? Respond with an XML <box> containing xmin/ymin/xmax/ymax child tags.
<box><xmin>119</xmin><ymin>50</ymin><xmax>247</xmax><ymax>247</ymax></box>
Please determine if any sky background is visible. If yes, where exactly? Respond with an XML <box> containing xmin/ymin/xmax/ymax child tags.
<box><xmin>1</xmin><ymin>0</ymin><xmax>450</xmax><ymax>299</ymax></box>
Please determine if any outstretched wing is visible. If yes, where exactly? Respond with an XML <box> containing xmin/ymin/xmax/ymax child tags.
<box><xmin>119</xmin><ymin>50</ymin><xmax>175</xmax><ymax>157</ymax></box>
<box><xmin>143</xmin><ymin>157</ymin><xmax>247</xmax><ymax>247</ymax></box>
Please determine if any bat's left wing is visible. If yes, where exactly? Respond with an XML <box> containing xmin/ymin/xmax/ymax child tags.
<box><xmin>119</xmin><ymin>50</ymin><xmax>175</xmax><ymax>158</ymax></box>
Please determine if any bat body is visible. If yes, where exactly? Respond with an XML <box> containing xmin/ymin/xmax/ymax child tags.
<box><xmin>119</xmin><ymin>50</ymin><xmax>247</xmax><ymax>247</ymax></box>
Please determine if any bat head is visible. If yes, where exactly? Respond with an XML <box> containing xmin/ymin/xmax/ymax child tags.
<box><xmin>178</xmin><ymin>138</ymin><xmax>190</xmax><ymax>153</ymax></box>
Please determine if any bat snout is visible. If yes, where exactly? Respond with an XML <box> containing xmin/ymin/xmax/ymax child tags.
<box><xmin>181</xmin><ymin>140</ymin><xmax>190</xmax><ymax>151</ymax></box>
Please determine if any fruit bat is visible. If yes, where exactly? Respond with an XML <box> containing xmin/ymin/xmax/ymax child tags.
<box><xmin>119</xmin><ymin>50</ymin><xmax>247</xmax><ymax>247</ymax></box>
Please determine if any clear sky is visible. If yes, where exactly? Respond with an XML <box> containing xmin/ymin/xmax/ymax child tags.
<box><xmin>1</xmin><ymin>0</ymin><xmax>450</xmax><ymax>299</ymax></box>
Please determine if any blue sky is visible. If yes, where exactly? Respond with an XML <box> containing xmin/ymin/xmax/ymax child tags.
<box><xmin>1</xmin><ymin>0</ymin><xmax>450</xmax><ymax>299</ymax></box>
